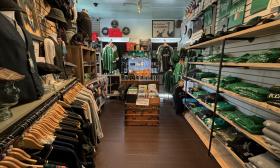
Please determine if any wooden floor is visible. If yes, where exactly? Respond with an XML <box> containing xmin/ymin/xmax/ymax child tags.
<box><xmin>95</xmin><ymin>99</ymin><xmax>221</xmax><ymax>168</ymax></box>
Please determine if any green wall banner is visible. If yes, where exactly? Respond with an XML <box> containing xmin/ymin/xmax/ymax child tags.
<box><xmin>219</xmin><ymin>0</ymin><xmax>232</xmax><ymax>18</ymax></box>
<box><xmin>228</xmin><ymin>0</ymin><xmax>246</xmax><ymax>28</ymax></box>
<box><xmin>204</xmin><ymin>6</ymin><xmax>213</xmax><ymax>27</ymax></box>
<box><xmin>250</xmin><ymin>0</ymin><xmax>270</xmax><ymax>15</ymax></box>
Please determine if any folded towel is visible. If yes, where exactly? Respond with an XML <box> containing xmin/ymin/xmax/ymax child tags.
<box><xmin>264</xmin><ymin>120</ymin><xmax>280</xmax><ymax>134</ymax></box>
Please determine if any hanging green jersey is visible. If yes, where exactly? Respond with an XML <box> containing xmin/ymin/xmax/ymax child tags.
<box><xmin>163</xmin><ymin>70</ymin><xmax>175</xmax><ymax>93</ymax></box>
<box><xmin>173</xmin><ymin>62</ymin><xmax>184</xmax><ymax>84</ymax></box>
<box><xmin>102</xmin><ymin>45</ymin><xmax>117</xmax><ymax>73</ymax></box>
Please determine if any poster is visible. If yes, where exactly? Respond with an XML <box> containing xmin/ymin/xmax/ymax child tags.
<box><xmin>128</xmin><ymin>58</ymin><xmax>151</xmax><ymax>77</ymax></box>
<box><xmin>204</xmin><ymin>7</ymin><xmax>213</xmax><ymax>27</ymax></box>
<box><xmin>219</xmin><ymin>0</ymin><xmax>232</xmax><ymax>18</ymax></box>
<box><xmin>250</xmin><ymin>0</ymin><xmax>270</xmax><ymax>15</ymax></box>
<box><xmin>228</xmin><ymin>0</ymin><xmax>246</xmax><ymax>28</ymax></box>
<box><xmin>152</xmin><ymin>20</ymin><xmax>175</xmax><ymax>38</ymax></box>
<box><xmin>17</xmin><ymin>0</ymin><xmax>42</xmax><ymax>37</ymax></box>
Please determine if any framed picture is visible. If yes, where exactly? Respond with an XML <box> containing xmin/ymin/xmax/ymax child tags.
<box><xmin>16</xmin><ymin>0</ymin><xmax>42</xmax><ymax>38</ymax></box>
<box><xmin>152</xmin><ymin>20</ymin><xmax>175</xmax><ymax>38</ymax></box>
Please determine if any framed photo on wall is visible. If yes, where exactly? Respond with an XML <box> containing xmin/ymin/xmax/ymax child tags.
<box><xmin>152</xmin><ymin>20</ymin><xmax>175</xmax><ymax>38</ymax></box>
<box><xmin>16</xmin><ymin>0</ymin><xmax>42</xmax><ymax>38</ymax></box>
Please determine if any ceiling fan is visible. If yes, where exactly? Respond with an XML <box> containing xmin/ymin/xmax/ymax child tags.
<box><xmin>123</xmin><ymin>0</ymin><xmax>148</xmax><ymax>14</ymax></box>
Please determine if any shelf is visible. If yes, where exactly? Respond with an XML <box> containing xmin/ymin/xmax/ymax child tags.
<box><xmin>187</xmin><ymin>111</ymin><xmax>245</xmax><ymax>168</ymax></box>
<box><xmin>189</xmin><ymin>62</ymin><xmax>280</xmax><ymax>69</ymax></box>
<box><xmin>0</xmin><ymin>78</ymin><xmax>76</xmax><ymax>134</ymax></box>
<box><xmin>185</xmin><ymin>112</ymin><xmax>244</xmax><ymax>168</ymax></box>
<box><xmin>186</xmin><ymin>20</ymin><xmax>280</xmax><ymax>49</ymax></box>
<box><xmin>187</xmin><ymin>91</ymin><xmax>278</xmax><ymax>158</ymax></box>
<box><xmin>186</xmin><ymin>77</ymin><xmax>280</xmax><ymax>116</ymax></box>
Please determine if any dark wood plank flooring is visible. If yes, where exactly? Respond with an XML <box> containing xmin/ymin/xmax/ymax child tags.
<box><xmin>95</xmin><ymin>99</ymin><xmax>220</xmax><ymax>168</ymax></box>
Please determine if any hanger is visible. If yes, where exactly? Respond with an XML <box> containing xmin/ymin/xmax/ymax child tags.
<box><xmin>21</xmin><ymin>137</ymin><xmax>44</xmax><ymax>150</ymax></box>
<box><xmin>7</xmin><ymin>150</ymin><xmax>37</xmax><ymax>164</ymax></box>
<box><xmin>0</xmin><ymin>160</ymin><xmax>20</xmax><ymax>168</ymax></box>
<box><xmin>57</xmin><ymin>100</ymin><xmax>71</xmax><ymax>108</ymax></box>
<box><xmin>10</xmin><ymin>148</ymin><xmax>31</xmax><ymax>159</ymax></box>
<box><xmin>3</xmin><ymin>156</ymin><xmax>43</xmax><ymax>168</ymax></box>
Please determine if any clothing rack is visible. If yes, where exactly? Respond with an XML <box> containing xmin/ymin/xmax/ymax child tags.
<box><xmin>0</xmin><ymin>79</ymin><xmax>77</xmax><ymax>155</ymax></box>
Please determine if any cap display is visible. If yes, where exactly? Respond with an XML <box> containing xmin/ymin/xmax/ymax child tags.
<box><xmin>46</xmin><ymin>8</ymin><xmax>67</xmax><ymax>24</ymax></box>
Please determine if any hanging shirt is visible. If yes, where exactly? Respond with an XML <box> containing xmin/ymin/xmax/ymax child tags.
<box><xmin>173</xmin><ymin>62</ymin><xmax>185</xmax><ymax>84</ymax></box>
<box><xmin>102</xmin><ymin>44</ymin><xmax>117</xmax><ymax>74</ymax></box>
<box><xmin>156</xmin><ymin>45</ymin><xmax>174</xmax><ymax>72</ymax></box>
<box><xmin>163</xmin><ymin>70</ymin><xmax>175</xmax><ymax>93</ymax></box>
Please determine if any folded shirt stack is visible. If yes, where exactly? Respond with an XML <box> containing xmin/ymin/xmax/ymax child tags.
<box><xmin>246</xmin><ymin>153</ymin><xmax>280</xmax><ymax>168</ymax></box>
<box><xmin>263</xmin><ymin>120</ymin><xmax>280</xmax><ymax>158</ymax></box>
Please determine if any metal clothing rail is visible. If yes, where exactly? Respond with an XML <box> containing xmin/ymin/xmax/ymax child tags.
<box><xmin>0</xmin><ymin>79</ymin><xmax>77</xmax><ymax>155</ymax></box>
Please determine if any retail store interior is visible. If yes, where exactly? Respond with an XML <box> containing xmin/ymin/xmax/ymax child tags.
<box><xmin>0</xmin><ymin>0</ymin><xmax>280</xmax><ymax>168</ymax></box>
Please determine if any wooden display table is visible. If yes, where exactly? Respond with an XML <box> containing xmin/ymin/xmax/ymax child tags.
<box><xmin>125</xmin><ymin>97</ymin><xmax>160</xmax><ymax>126</ymax></box>
<box><xmin>121</xmin><ymin>80</ymin><xmax>159</xmax><ymax>90</ymax></box>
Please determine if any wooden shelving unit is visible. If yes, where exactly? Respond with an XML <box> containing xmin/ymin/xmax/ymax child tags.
<box><xmin>187</xmin><ymin>91</ymin><xmax>278</xmax><ymax>159</ymax></box>
<box><xmin>188</xmin><ymin>62</ymin><xmax>280</xmax><ymax>69</ymax></box>
<box><xmin>187</xmin><ymin>77</ymin><xmax>280</xmax><ymax>117</ymax></box>
<box><xmin>186</xmin><ymin>20</ymin><xmax>280</xmax><ymax>49</ymax></box>
<box><xmin>183</xmin><ymin>7</ymin><xmax>280</xmax><ymax>168</ymax></box>
<box><xmin>66</xmin><ymin>46</ymin><xmax>96</xmax><ymax>84</ymax></box>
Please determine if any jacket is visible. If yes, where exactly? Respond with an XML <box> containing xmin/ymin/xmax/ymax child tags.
<box><xmin>0</xmin><ymin>13</ymin><xmax>44</xmax><ymax>104</ymax></box>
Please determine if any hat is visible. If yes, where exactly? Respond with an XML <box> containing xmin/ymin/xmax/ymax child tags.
<box><xmin>0</xmin><ymin>67</ymin><xmax>25</xmax><ymax>81</ymax></box>
<box><xmin>64</xmin><ymin>62</ymin><xmax>77</xmax><ymax>67</ymax></box>
<box><xmin>46</xmin><ymin>8</ymin><xmax>67</xmax><ymax>24</ymax></box>
<box><xmin>36</xmin><ymin>62</ymin><xmax>62</xmax><ymax>76</ymax></box>
<box><xmin>0</xmin><ymin>0</ymin><xmax>24</xmax><ymax>12</ymax></box>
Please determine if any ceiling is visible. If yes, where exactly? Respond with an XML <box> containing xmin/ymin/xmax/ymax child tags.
<box><xmin>77</xmin><ymin>0</ymin><xmax>191</xmax><ymax>19</ymax></box>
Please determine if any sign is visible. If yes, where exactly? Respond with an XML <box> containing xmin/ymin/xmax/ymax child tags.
<box><xmin>204</xmin><ymin>7</ymin><xmax>213</xmax><ymax>27</ymax></box>
<box><xmin>128</xmin><ymin>57</ymin><xmax>151</xmax><ymax>77</ymax></box>
<box><xmin>152</xmin><ymin>20</ymin><xmax>175</xmax><ymax>38</ymax></box>
<box><xmin>219</xmin><ymin>0</ymin><xmax>232</xmax><ymax>18</ymax></box>
<box><xmin>250</xmin><ymin>0</ymin><xmax>270</xmax><ymax>15</ymax></box>
<box><xmin>228</xmin><ymin>0</ymin><xmax>246</xmax><ymax>28</ymax></box>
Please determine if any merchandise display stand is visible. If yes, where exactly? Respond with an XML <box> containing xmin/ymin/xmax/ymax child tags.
<box><xmin>184</xmin><ymin>19</ymin><xmax>280</xmax><ymax>167</ymax></box>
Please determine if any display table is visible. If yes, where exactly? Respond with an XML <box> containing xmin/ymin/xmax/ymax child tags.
<box><xmin>121</xmin><ymin>79</ymin><xmax>159</xmax><ymax>90</ymax></box>
<box><xmin>125</xmin><ymin>97</ymin><xmax>160</xmax><ymax>126</ymax></box>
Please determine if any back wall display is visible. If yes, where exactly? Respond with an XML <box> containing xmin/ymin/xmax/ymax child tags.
<box><xmin>16</xmin><ymin>0</ymin><xmax>42</xmax><ymax>37</ymax></box>
<box><xmin>228</xmin><ymin>0</ymin><xmax>246</xmax><ymax>29</ymax></box>
<box><xmin>152</xmin><ymin>20</ymin><xmax>175</xmax><ymax>38</ymax></box>
<box><xmin>250</xmin><ymin>0</ymin><xmax>270</xmax><ymax>15</ymax></box>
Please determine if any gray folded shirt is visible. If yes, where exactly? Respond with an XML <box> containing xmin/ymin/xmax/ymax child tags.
<box><xmin>263</xmin><ymin>128</ymin><xmax>280</xmax><ymax>144</ymax></box>
<box><xmin>245</xmin><ymin>162</ymin><xmax>257</xmax><ymax>168</ymax></box>
<box><xmin>264</xmin><ymin>136</ymin><xmax>280</xmax><ymax>149</ymax></box>
<box><xmin>264</xmin><ymin>120</ymin><xmax>280</xmax><ymax>134</ymax></box>
<box><xmin>248</xmin><ymin>153</ymin><xmax>280</xmax><ymax>168</ymax></box>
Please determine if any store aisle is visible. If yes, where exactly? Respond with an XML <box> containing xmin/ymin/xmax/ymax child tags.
<box><xmin>95</xmin><ymin>99</ymin><xmax>220</xmax><ymax>168</ymax></box>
